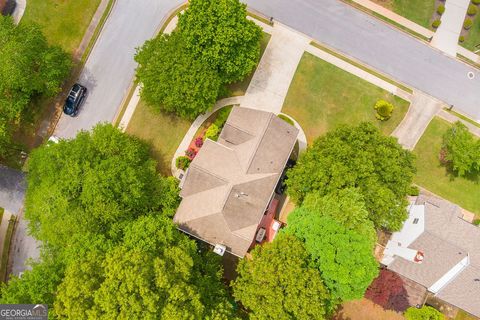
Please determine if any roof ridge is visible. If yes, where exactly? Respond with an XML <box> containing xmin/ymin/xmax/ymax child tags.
<box><xmin>244</xmin><ymin>113</ymin><xmax>274</xmax><ymax>174</ymax></box>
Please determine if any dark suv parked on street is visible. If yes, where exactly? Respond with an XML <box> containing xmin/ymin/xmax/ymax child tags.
<box><xmin>63</xmin><ymin>83</ymin><xmax>87</xmax><ymax>116</ymax></box>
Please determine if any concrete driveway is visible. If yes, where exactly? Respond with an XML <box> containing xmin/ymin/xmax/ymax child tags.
<box><xmin>243</xmin><ymin>0</ymin><xmax>480</xmax><ymax>121</ymax></box>
<box><xmin>55</xmin><ymin>0</ymin><xmax>184</xmax><ymax>139</ymax></box>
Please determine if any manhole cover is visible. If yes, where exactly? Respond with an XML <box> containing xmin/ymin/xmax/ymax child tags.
<box><xmin>467</xmin><ymin>71</ymin><xmax>475</xmax><ymax>80</ymax></box>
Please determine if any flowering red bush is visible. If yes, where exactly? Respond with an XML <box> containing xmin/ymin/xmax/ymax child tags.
<box><xmin>185</xmin><ymin>148</ymin><xmax>197</xmax><ymax>160</ymax></box>
<box><xmin>365</xmin><ymin>269</ymin><xmax>409</xmax><ymax>312</ymax></box>
<box><xmin>195</xmin><ymin>137</ymin><xmax>204</xmax><ymax>148</ymax></box>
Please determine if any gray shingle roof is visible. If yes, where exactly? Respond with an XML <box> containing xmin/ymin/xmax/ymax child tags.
<box><xmin>174</xmin><ymin>107</ymin><xmax>299</xmax><ymax>257</ymax></box>
<box><xmin>385</xmin><ymin>194</ymin><xmax>480</xmax><ymax>317</ymax></box>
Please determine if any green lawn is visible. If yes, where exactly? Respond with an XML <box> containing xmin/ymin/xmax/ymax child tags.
<box><xmin>282</xmin><ymin>52</ymin><xmax>410</xmax><ymax>143</ymax></box>
<box><xmin>413</xmin><ymin>117</ymin><xmax>480</xmax><ymax>216</ymax></box>
<box><xmin>455</xmin><ymin>310</ymin><xmax>478</xmax><ymax>320</ymax></box>
<box><xmin>224</xmin><ymin>32</ymin><xmax>272</xmax><ymax>97</ymax></box>
<box><xmin>0</xmin><ymin>216</ymin><xmax>15</xmax><ymax>282</ymax></box>
<box><xmin>462</xmin><ymin>14</ymin><xmax>480</xmax><ymax>51</ymax></box>
<box><xmin>126</xmin><ymin>101</ymin><xmax>192</xmax><ymax>176</ymax></box>
<box><xmin>21</xmin><ymin>0</ymin><xmax>101</xmax><ymax>54</ymax></box>
<box><xmin>391</xmin><ymin>0</ymin><xmax>435</xmax><ymax>29</ymax></box>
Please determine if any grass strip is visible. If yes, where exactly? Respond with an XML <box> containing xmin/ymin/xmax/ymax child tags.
<box><xmin>158</xmin><ymin>3</ymin><xmax>189</xmax><ymax>34</ymax></box>
<box><xmin>457</xmin><ymin>54</ymin><xmax>480</xmax><ymax>69</ymax></box>
<box><xmin>247</xmin><ymin>11</ymin><xmax>273</xmax><ymax>26</ymax></box>
<box><xmin>310</xmin><ymin>41</ymin><xmax>413</xmax><ymax>94</ymax></box>
<box><xmin>341</xmin><ymin>0</ymin><xmax>430</xmax><ymax>42</ymax></box>
<box><xmin>0</xmin><ymin>208</ymin><xmax>3</xmax><ymax>228</ymax></box>
<box><xmin>81</xmin><ymin>0</ymin><xmax>116</xmax><ymax>63</ymax></box>
<box><xmin>0</xmin><ymin>216</ymin><xmax>16</xmax><ymax>282</ymax></box>
<box><xmin>443</xmin><ymin>108</ymin><xmax>480</xmax><ymax>129</ymax></box>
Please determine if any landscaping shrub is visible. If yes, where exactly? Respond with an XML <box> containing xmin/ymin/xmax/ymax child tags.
<box><xmin>194</xmin><ymin>137</ymin><xmax>203</xmax><ymax>148</ymax></box>
<box><xmin>204</xmin><ymin>124</ymin><xmax>220</xmax><ymax>141</ymax></box>
<box><xmin>404</xmin><ymin>306</ymin><xmax>444</xmax><ymax>320</ymax></box>
<box><xmin>278</xmin><ymin>114</ymin><xmax>295</xmax><ymax>126</ymax></box>
<box><xmin>407</xmin><ymin>185</ymin><xmax>420</xmax><ymax>196</ymax></box>
<box><xmin>213</xmin><ymin>106</ymin><xmax>232</xmax><ymax>128</ymax></box>
<box><xmin>185</xmin><ymin>148</ymin><xmax>197</xmax><ymax>160</ymax></box>
<box><xmin>464</xmin><ymin>18</ymin><xmax>473</xmax><ymax>30</ymax></box>
<box><xmin>437</xmin><ymin>4</ymin><xmax>445</xmax><ymax>15</ymax></box>
<box><xmin>374</xmin><ymin>100</ymin><xmax>394</xmax><ymax>121</ymax></box>
<box><xmin>473</xmin><ymin>0</ymin><xmax>480</xmax><ymax>5</ymax></box>
<box><xmin>432</xmin><ymin>19</ymin><xmax>442</xmax><ymax>28</ymax></box>
<box><xmin>468</xmin><ymin>4</ymin><xmax>478</xmax><ymax>15</ymax></box>
<box><xmin>459</xmin><ymin>35</ymin><xmax>465</xmax><ymax>43</ymax></box>
<box><xmin>176</xmin><ymin>156</ymin><xmax>191</xmax><ymax>170</ymax></box>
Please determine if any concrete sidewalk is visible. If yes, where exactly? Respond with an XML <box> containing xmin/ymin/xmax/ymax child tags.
<box><xmin>242</xmin><ymin>23</ymin><xmax>309</xmax><ymax>113</ymax></box>
<box><xmin>437</xmin><ymin>109</ymin><xmax>480</xmax><ymax>137</ymax></box>
<box><xmin>431</xmin><ymin>0</ymin><xmax>470</xmax><ymax>57</ymax></box>
<box><xmin>306</xmin><ymin>45</ymin><xmax>412</xmax><ymax>101</ymax></box>
<box><xmin>392</xmin><ymin>91</ymin><xmax>443</xmax><ymax>150</ymax></box>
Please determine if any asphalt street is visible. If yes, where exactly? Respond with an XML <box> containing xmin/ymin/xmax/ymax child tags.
<box><xmin>244</xmin><ymin>0</ymin><xmax>480</xmax><ymax>120</ymax></box>
<box><xmin>0</xmin><ymin>165</ymin><xmax>25</xmax><ymax>214</ymax></box>
<box><xmin>54</xmin><ymin>0</ymin><xmax>184</xmax><ymax>139</ymax></box>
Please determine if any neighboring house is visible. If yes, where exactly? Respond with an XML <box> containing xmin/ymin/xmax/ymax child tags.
<box><xmin>173</xmin><ymin>107</ymin><xmax>299</xmax><ymax>257</ymax></box>
<box><xmin>382</xmin><ymin>194</ymin><xmax>480</xmax><ymax>318</ymax></box>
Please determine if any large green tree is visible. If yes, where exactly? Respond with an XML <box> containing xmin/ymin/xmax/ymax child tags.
<box><xmin>25</xmin><ymin>124</ymin><xmax>179</xmax><ymax>256</ymax></box>
<box><xmin>442</xmin><ymin>121</ymin><xmax>480</xmax><ymax>177</ymax></box>
<box><xmin>2</xmin><ymin>125</ymin><xmax>235</xmax><ymax>317</ymax></box>
<box><xmin>135</xmin><ymin>32</ymin><xmax>221</xmax><ymax>119</ymax></box>
<box><xmin>286</xmin><ymin>213</ymin><xmax>378</xmax><ymax>302</ymax></box>
<box><xmin>232</xmin><ymin>234</ymin><xmax>331</xmax><ymax>319</ymax></box>
<box><xmin>55</xmin><ymin>216</ymin><xmax>236</xmax><ymax>319</ymax></box>
<box><xmin>178</xmin><ymin>0</ymin><xmax>262</xmax><ymax>83</ymax></box>
<box><xmin>286</xmin><ymin>122</ymin><xmax>416</xmax><ymax>231</ymax></box>
<box><xmin>301</xmin><ymin>188</ymin><xmax>376</xmax><ymax>244</ymax></box>
<box><xmin>0</xmin><ymin>16</ymin><xmax>70</xmax><ymax>155</ymax></box>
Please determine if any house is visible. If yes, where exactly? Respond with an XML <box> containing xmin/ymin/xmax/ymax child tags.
<box><xmin>382</xmin><ymin>194</ymin><xmax>480</xmax><ymax>318</ymax></box>
<box><xmin>173</xmin><ymin>107</ymin><xmax>299</xmax><ymax>257</ymax></box>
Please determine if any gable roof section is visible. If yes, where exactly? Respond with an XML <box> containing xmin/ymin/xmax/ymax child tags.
<box><xmin>174</xmin><ymin>107</ymin><xmax>299</xmax><ymax>257</ymax></box>
<box><xmin>383</xmin><ymin>194</ymin><xmax>480</xmax><ymax>317</ymax></box>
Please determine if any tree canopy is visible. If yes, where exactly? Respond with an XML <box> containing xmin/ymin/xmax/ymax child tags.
<box><xmin>0</xmin><ymin>16</ymin><xmax>70</xmax><ymax>155</ymax></box>
<box><xmin>286</xmin><ymin>212</ymin><xmax>378</xmax><ymax>302</ymax></box>
<box><xmin>135</xmin><ymin>0</ymin><xmax>261</xmax><ymax>118</ymax></box>
<box><xmin>55</xmin><ymin>216</ymin><xmax>236</xmax><ymax>319</ymax></box>
<box><xmin>1</xmin><ymin>124</ymin><xmax>235</xmax><ymax>317</ymax></box>
<box><xmin>301</xmin><ymin>188</ymin><xmax>376</xmax><ymax>244</ymax></box>
<box><xmin>442</xmin><ymin>121</ymin><xmax>480</xmax><ymax>177</ymax></box>
<box><xmin>134</xmin><ymin>32</ymin><xmax>221</xmax><ymax>119</ymax></box>
<box><xmin>25</xmin><ymin>124</ymin><xmax>179</xmax><ymax>256</ymax></box>
<box><xmin>178</xmin><ymin>0</ymin><xmax>262</xmax><ymax>83</ymax></box>
<box><xmin>286</xmin><ymin>122</ymin><xmax>416</xmax><ymax>231</ymax></box>
<box><xmin>232</xmin><ymin>234</ymin><xmax>330</xmax><ymax>319</ymax></box>
<box><xmin>404</xmin><ymin>306</ymin><xmax>444</xmax><ymax>320</ymax></box>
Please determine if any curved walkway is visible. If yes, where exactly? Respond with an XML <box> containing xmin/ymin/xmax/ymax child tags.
<box><xmin>12</xmin><ymin>0</ymin><xmax>26</xmax><ymax>24</ymax></box>
<box><xmin>171</xmin><ymin>96</ymin><xmax>244</xmax><ymax>177</ymax></box>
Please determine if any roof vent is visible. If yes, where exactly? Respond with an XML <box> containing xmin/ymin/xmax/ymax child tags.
<box><xmin>213</xmin><ymin>244</ymin><xmax>226</xmax><ymax>256</ymax></box>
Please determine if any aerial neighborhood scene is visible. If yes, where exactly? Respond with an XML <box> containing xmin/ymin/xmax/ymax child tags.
<box><xmin>1</xmin><ymin>0</ymin><xmax>480</xmax><ymax>319</ymax></box>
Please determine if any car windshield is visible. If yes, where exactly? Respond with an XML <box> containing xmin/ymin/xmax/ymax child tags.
<box><xmin>65</xmin><ymin>97</ymin><xmax>75</xmax><ymax>111</ymax></box>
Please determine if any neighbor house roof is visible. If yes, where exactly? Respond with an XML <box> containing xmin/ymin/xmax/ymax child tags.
<box><xmin>173</xmin><ymin>107</ymin><xmax>299</xmax><ymax>257</ymax></box>
<box><xmin>382</xmin><ymin>194</ymin><xmax>480</xmax><ymax>317</ymax></box>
